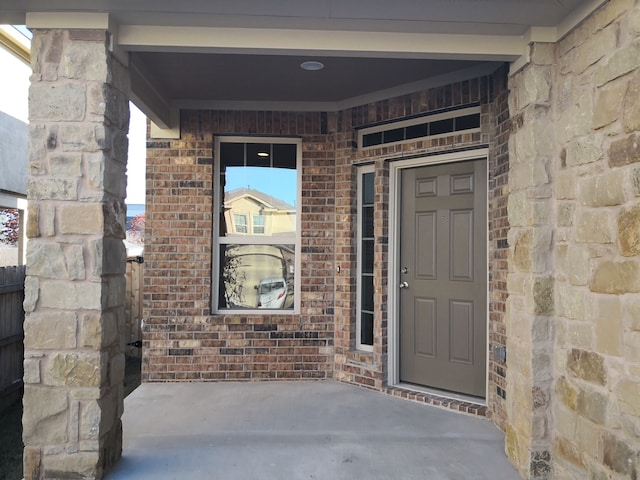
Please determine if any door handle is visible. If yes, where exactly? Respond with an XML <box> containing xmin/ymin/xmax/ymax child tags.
<box><xmin>399</xmin><ymin>281</ymin><xmax>409</xmax><ymax>289</ymax></box>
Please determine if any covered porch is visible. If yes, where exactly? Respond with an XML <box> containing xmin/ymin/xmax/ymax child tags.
<box><xmin>1</xmin><ymin>0</ymin><xmax>639</xmax><ymax>479</ymax></box>
<box><xmin>106</xmin><ymin>381</ymin><xmax>518</xmax><ymax>480</ymax></box>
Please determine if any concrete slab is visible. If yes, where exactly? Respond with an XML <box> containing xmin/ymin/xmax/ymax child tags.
<box><xmin>107</xmin><ymin>381</ymin><xmax>520</xmax><ymax>480</ymax></box>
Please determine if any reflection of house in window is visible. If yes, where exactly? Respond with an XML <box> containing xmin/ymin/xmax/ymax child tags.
<box><xmin>233</xmin><ymin>213</ymin><xmax>248</xmax><ymax>233</ymax></box>
<box><xmin>224</xmin><ymin>188</ymin><xmax>296</xmax><ymax>238</ymax></box>
<box><xmin>253</xmin><ymin>214</ymin><xmax>265</xmax><ymax>234</ymax></box>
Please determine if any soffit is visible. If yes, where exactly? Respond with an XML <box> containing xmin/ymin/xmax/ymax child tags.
<box><xmin>132</xmin><ymin>53</ymin><xmax>491</xmax><ymax>103</ymax></box>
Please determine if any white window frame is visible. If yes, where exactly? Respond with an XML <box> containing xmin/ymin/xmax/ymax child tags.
<box><xmin>252</xmin><ymin>214</ymin><xmax>266</xmax><ymax>235</ymax></box>
<box><xmin>213</xmin><ymin>136</ymin><xmax>302</xmax><ymax>314</ymax></box>
<box><xmin>357</xmin><ymin>105</ymin><xmax>481</xmax><ymax>150</ymax></box>
<box><xmin>233</xmin><ymin>213</ymin><xmax>248</xmax><ymax>234</ymax></box>
<box><xmin>0</xmin><ymin>193</ymin><xmax>27</xmax><ymax>266</ymax></box>
<box><xmin>356</xmin><ymin>164</ymin><xmax>375</xmax><ymax>352</ymax></box>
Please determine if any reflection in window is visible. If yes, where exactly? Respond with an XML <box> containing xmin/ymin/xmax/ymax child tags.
<box><xmin>0</xmin><ymin>208</ymin><xmax>23</xmax><ymax>267</ymax></box>
<box><xmin>253</xmin><ymin>215</ymin><xmax>265</xmax><ymax>234</ymax></box>
<box><xmin>233</xmin><ymin>213</ymin><xmax>248</xmax><ymax>233</ymax></box>
<box><xmin>216</xmin><ymin>139</ymin><xmax>299</xmax><ymax>311</ymax></box>
<box><xmin>219</xmin><ymin>244</ymin><xmax>295</xmax><ymax>309</ymax></box>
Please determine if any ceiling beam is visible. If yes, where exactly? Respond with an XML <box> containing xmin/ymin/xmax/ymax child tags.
<box><xmin>128</xmin><ymin>60</ymin><xmax>178</xmax><ymax>136</ymax></box>
<box><xmin>118</xmin><ymin>25</ymin><xmax>525</xmax><ymax>61</ymax></box>
<box><xmin>26</xmin><ymin>12</ymin><xmax>110</xmax><ymax>29</ymax></box>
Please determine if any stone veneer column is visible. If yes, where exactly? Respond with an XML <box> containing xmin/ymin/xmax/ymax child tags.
<box><xmin>23</xmin><ymin>29</ymin><xmax>129</xmax><ymax>479</ymax></box>
<box><xmin>551</xmin><ymin>0</ymin><xmax>640</xmax><ymax>478</ymax></box>
<box><xmin>505</xmin><ymin>43</ymin><xmax>556</xmax><ymax>479</ymax></box>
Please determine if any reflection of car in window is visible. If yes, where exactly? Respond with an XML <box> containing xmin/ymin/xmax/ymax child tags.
<box><xmin>256</xmin><ymin>278</ymin><xmax>287</xmax><ymax>308</ymax></box>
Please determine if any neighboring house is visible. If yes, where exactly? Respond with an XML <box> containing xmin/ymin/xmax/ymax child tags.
<box><xmin>222</xmin><ymin>187</ymin><xmax>296</xmax><ymax>308</ymax></box>
<box><xmin>0</xmin><ymin>25</ymin><xmax>29</xmax><ymax>266</ymax></box>
<box><xmin>1</xmin><ymin>1</ymin><xmax>639</xmax><ymax>479</ymax></box>
<box><xmin>224</xmin><ymin>187</ymin><xmax>296</xmax><ymax>237</ymax></box>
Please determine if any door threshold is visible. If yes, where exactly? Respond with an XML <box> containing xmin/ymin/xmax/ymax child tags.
<box><xmin>384</xmin><ymin>383</ymin><xmax>488</xmax><ymax>417</ymax></box>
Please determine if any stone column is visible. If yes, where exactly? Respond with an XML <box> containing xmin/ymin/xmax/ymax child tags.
<box><xmin>23</xmin><ymin>29</ymin><xmax>129</xmax><ymax>479</ymax></box>
<box><xmin>504</xmin><ymin>43</ymin><xmax>556</xmax><ymax>479</ymax></box>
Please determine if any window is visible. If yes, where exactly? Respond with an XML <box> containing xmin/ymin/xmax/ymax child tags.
<box><xmin>233</xmin><ymin>213</ymin><xmax>248</xmax><ymax>233</ymax></box>
<box><xmin>357</xmin><ymin>165</ymin><xmax>375</xmax><ymax>350</ymax></box>
<box><xmin>215</xmin><ymin>137</ymin><xmax>300</xmax><ymax>312</ymax></box>
<box><xmin>252</xmin><ymin>215</ymin><xmax>265</xmax><ymax>234</ymax></box>
<box><xmin>358</xmin><ymin>105</ymin><xmax>481</xmax><ymax>149</ymax></box>
<box><xmin>0</xmin><ymin>195</ymin><xmax>27</xmax><ymax>267</ymax></box>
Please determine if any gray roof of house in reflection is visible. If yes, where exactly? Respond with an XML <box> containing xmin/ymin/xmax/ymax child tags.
<box><xmin>225</xmin><ymin>187</ymin><xmax>294</xmax><ymax>211</ymax></box>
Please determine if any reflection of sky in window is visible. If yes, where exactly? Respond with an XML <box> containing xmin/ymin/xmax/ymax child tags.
<box><xmin>226</xmin><ymin>167</ymin><xmax>297</xmax><ymax>206</ymax></box>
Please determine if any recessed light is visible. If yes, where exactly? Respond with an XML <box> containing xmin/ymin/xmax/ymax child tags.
<box><xmin>257</xmin><ymin>152</ymin><xmax>269</xmax><ymax>157</ymax></box>
<box><xmin>300</xmin><ymin>60</ymin><xmax>324</xmax><ymax>71</ymax></box>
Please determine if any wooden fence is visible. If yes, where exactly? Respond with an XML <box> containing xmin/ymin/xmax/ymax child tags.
<box><xmin>0</xmin><ymin>265</ymin><xmax>25</xmax><ymax>411</ymax></box>
<box><xmin>0</xmin><ymin>257</ymin><xmax>143</xmax><ymax>411</ymax></box>
<box><xmin>125</xmin><ymin>256</ymin><xmax>144</xmax><ymax>358</ymax></box>
<box><xmin>0</xmin><ymin>258</ymin><xmax>142</xmax><ymax>410</ymax></box>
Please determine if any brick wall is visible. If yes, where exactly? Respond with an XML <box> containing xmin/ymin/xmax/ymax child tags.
<box><xmin>487</xmin><ymin>65</ymin><xmax>510</xmax><ymax>429</ymax></box>
<box><xmin>331</xmin><ymin>69</ymin><xmax>509</xmax><ymax>428</ymax></box>
<box><xmin>144</xmin><ymin>69</ymin><xmax>510</xmax><ymax>428</ymax></box>
<box><xmin>143</xmin><ymin>111</ymin><xmax>335</xmax><ymax>381</ymax></box>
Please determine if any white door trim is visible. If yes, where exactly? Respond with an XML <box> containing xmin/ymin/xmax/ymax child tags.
<box><xmin>387</xmin><ymin>148</ymin><xmax>489</xmax><ymax>401</ymax></box>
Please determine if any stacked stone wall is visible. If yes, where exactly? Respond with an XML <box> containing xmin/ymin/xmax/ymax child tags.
<box><xmin>505</xmin><ymin>0</ymin><xmax>640</xmax><ymax>478</ymax></box>
<box><xmin>552</xmin><ymin>1</ymin><xmax>640</xmax><ymax>478</ymax></box>
<box><xmin>23</xmin><ymin>29</ymin><xmax>129</xmax><ymax>479</ymax></box>
<box><xmin>505</xmin><ymin>41</ymin><xmax>557</xmax><ymax>479</ymax></box>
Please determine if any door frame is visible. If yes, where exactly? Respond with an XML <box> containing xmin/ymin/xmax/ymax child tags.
<box><xmin>387</xmin><ymin>147</ymin><xmax>490</xmax><ymax>402</ymax></box>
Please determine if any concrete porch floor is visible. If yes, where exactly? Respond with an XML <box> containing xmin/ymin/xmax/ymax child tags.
<box><xmin>106</xmin><ymin>381</ymin><xmax>520</xmax><ymax>480</ymax></box>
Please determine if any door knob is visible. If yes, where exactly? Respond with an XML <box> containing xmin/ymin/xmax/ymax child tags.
<box><xmin>399</xmin><ymin>281</ymin><xmax>409</xmax><ymax>289</ymax></box>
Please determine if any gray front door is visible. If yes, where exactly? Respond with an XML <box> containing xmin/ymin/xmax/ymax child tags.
<box><xmin>399</xmin><ymin>159</ymin><xmax>487</xmax><ymax>397</ymax></box>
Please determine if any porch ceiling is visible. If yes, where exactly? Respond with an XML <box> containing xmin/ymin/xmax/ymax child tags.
<box><xmin>0</xmin><ymin>0</ymin><xmax>606</xmax><ymax>133</ymax></box>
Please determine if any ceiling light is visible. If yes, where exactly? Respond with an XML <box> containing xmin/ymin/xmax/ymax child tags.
<box><xmin>257</xmin><ymin>152</ymin><xmax>269</xmax><ymax>157</ymax></box>
<box><xmin>300</xmin><ymin>61</ymin><xmax>324</xmax><ymax>71</ymax></box>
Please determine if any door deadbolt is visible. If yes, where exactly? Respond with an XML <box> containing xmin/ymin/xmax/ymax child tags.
<box><xmin>401</xmin><ymin>267</ymin><xmax>408</xmax><ymax>274</ymax></box>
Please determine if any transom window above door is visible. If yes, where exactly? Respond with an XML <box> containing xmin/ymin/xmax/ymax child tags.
<box><xmin>356</xmin><ymin>105</ymin><xmax>481</xmax><ymax>149</ymax></box>
<box><xmin>214</xmin><ymin>137</ymin><xmax>300</xmax><ymax>313</ymax></box>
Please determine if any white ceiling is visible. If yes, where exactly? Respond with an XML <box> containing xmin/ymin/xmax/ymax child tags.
<box><xmin>0</xmin><ymin>0</ymin><xmax>607</xmax><ymax>132</ymax></box>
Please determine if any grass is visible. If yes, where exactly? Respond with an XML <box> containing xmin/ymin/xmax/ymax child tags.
<box><xmin>0</xmin><ymin>356</ymin><xmax>142</xmax><ymax>480</ymax></box>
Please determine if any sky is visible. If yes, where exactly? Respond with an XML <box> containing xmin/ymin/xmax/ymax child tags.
<box><xmin>1</xmin><ymin>25</ymin><xmax>303</xmax><ymax>208</ymax></box>
<box><xmin>226</xmin><ymin>167</ymin><xmax>297</xmax><ymax>206</ymax></box>
<box><xmin>126</xmin><ymin>105</ymin><xmax>147</xmax><ymax>204</ymax></box>
<box><xmin>0</xmin><ymin>26</ymin><xmax>304</xmax><ymax>208</ymax></box>
<box><xmin>0</xmin><ymin>25</ymin><xmax>147</xmax><ymax>205</ymax></box>
<box><xmin>0</xmin><ymin>32</ymin><xmax>29</xmax><ymax>122</ymax></box>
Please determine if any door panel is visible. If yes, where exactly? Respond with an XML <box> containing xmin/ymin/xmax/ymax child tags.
<box><xmin>449</xmin><ymin>300</ymin><xmax>473</xmax><ymax>364</ymax></box>
<box><xmin>399</xmin><ymin>159</ymin><xmax>487</xmax><ymax>397</ymax></box>
<box><xmin>450</xmin><ymin>209</ymin><xmax>474</xmax><ymax>281</ymax></box>
<box><xmin>416</xmin><ymin>212</ymin><xmax>437</xmax><ymax>278</ymax></box>
<box><xmin>415</xmin><ymin>297</ymin><xmax>437</xmax><ymax>358</ymax></box>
